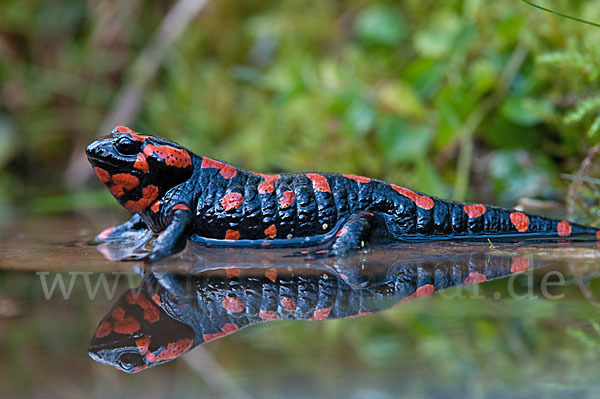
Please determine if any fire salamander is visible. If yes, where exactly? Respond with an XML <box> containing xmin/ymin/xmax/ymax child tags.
<box><xmin>86</xmin><ymin>126</ymin><xmax>600</xmax><ymax>262</ymax></box>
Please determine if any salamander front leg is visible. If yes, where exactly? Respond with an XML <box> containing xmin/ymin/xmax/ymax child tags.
<box><xmin>93</xmin><ymin>214</ymin><xmax>148</xmax><ymax>243</ymax></box>
<box><xmin>146</xmin><ymin>208</ymin><xmax>192</xmax><ymax>263</ymax></box>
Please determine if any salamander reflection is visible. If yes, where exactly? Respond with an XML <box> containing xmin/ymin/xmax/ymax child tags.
<box><xmin>89</xmin><ymin>241</ymin><xmax>539</xmax><ymax>373</ymax></box>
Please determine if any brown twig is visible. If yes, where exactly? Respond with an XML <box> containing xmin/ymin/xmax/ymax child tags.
<box><xmin>565</xmin><ymin>144</ymin><xmax>600</xmax><ymax>217</ymax></box>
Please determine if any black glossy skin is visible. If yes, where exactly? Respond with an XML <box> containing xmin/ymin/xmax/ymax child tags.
<box><xmin>86</xmin><ymin>126</ymin><xmax>600</xmax><ymax>262</ymax></box>
<box><xmin>89</xmin><ymin>249</ymin><xmax>529</xmax><ymax>373</ymax></box>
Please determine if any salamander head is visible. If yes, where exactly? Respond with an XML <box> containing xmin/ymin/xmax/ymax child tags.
<box><xmin>86</xmin><ymin>126</ymin><xmax>193</xmax><ymax>212</ymax></box>
<box><xmin>88</xmin><ymin>288</ymin><xmax>196</xmax><ymax>373</ymax></box>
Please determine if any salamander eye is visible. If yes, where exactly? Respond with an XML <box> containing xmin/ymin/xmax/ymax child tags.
<box><xmin>115</xmin><ymin>136</ymin><xmax>142</xmax><ymax>155</ymax></box>
<box><xmin>116</xmin><ymin>352</ymin><xmax>144</xmax><ymax>371</ymax></box>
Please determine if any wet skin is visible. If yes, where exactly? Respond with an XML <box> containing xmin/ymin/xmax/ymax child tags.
<box><xmin>86</xmin><ymin>126</ymin><xmax>600</xmax><ymax>262</ymax></box>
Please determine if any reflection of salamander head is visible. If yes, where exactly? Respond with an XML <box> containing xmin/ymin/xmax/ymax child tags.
<box><xmin>86</xmin><ymin>126</ymin><xmax>193</xmax><ymax>212</ymax></box>
<box><xmin>88</xmin><ymin>289</ymin><xmax>196</xmax><ymax>373</ymax></box>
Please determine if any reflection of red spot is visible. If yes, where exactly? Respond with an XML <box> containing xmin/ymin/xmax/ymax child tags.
<box><xmin>113</xmin><ymin>173</ymin><xmax>139</xmax><ymax>190</ymax></box>
<box><xmin>223</xmin><ymin>296</ymin><xmax>244</xmax><ymax>313</ymax></box>
<box><xmin>336</xmin><ymin>228</ymin><xmax>348</xmax><ymax>237</ymax></box>
<box><xmin>264</xmin><ymin>224</ymin><xmax>277</xmax><ymax>239</ymax></box>
<box><xmin>95</xmin><ymin>321</ymin><xmax>112</xmax><ymax>338</ymax></box>
<box><xmin>226</xmin><ymin>267</ymin><xmax>241</xmax><ymax>278</ymax></box>
<box><xmin>221</xmin><ymin>192</ymin><xmax>243</xmax><ymax>211</ymax></box>
<box><xmin>464</xmin><ymin>272</ymin><xmax>487</xmax><ymax>283</ymax></box>
<box><xmin>136</xmin><ymin>336</ymin><xmax>150</xmax><ymax>355</ymax></box>
<box><xmin>306</xmin><ymin>173</ymin><xmax>331</xmax><ymax>193</ymax></box>
<box><xmin>265</xmin><ymin>267</ymin><xmax>277</xmax><ymax>282</ymax></box>
<box><xmin>400</xmin><ymin>284</ymin><xmax>435</xmax><ymax>304</ymax></box>
<box><xmin>280</xmin><ymin>296</ymin><xmax>296</xmax><ymax>311</ymax></box>
<box><xmin>345</xmin><ymin>311</ymin><xmax>372</xmax><ymax>319</ymax></box>
<box><xmin>173</xmin><ymin>204</ymin><xmax>190</xmax><ymax>211</ymax></box>
<box><xmin>391</xmin><ymin>184</ymin><xmax>434</xmax><ymax>210</ymax></box>
<box><xmin>151</xmin><ymin>201</ymin><xmax>160</xmax><ymax>213</ymax></box>
<box><xmin>126</xmin><ymin>291</ymin><xmax>160</xmax><ymax>323</ymax></box>
<box><xmin>125</xmin><ymin>185</ymin><xmax>159</xmax><ymax>212</ymax></box>
<box><xmin>93</xmin><ymin>167</ymin><xmax>111</xmax><ymax>183</ymax></box>
<box><xmin>143</xmin><ymin>144</ymin><xmax>192</xmax><ymax>168</ymax></box>
<box><xmin>134</xmin><ymin>153</ymin><xmax>149</xmax><ymax>173</ymax></box>
<box><xmin>146</xmin><ymin>338</ymin><xmax>193</xmax><ymax>363</ymax></box>
<box><xmin>279</xmin><ymin>191</ymin><xmax>295</xmax><ymax>209</ymax></box>
<box><xmin>342</xmin><ymin>174</ymin><xmax>371</xmax><ymax>183</ymax></box>
<box><xmin>201</xmin><ymin>157</ymin><xmax>237</xmax><ymax>179</ymax></box>
<box><xmin>309</xmin><ymin>307</ymin><xmax>332</xmax><ymax>320</ymax></box>
<box><xmin>202</xmin><ymin>323</ymin><xmax>239</xmax><ymax>342</ymax></box>
<box><xmin>510</xmin><ymin>212</ymin><xmax>529</xmax><ymax>232</ymax></box>
<box><xmin>225</xmin><ymin>229</ymin><xmax>240</xmax><ymax>240</ymax></box>
<box><xmin>257</xmin><ymin>173</ymin><xmax>281</xmax><ymax>194</ymax></box>
<box><xmin>151</xmin><ymin>294</ymin><xmax>161</xmax><ymax>307</ymax></box>
<box><xmin>114</xmin><ymin>125</ymin><xmax>132</xmax><ymax>133</ymax></box>
<box><xmin>259</xmin><ymin>309</ymin><xmax>279</xmax><ymax>320</ymax></box>
<box><xmin>464</xmin><ymin>204</ymin><xmax>486</xmax><ymax>219</ymax></box>
<box><xmin>111</xmin><ymin>307</ymin><xmax>141</xmax><ymax>334</ymax></box>
<box><xmin>510</xmin><ymin>257</ymin><xmax>529</xmax><ymax>273</ymax></box>
<box><xmin>97</xmin><ymin>226</ymin><xmax>115</xmax><ymax>241</ymax></box>
<box><xmin>557</xmin><ymin>221</ymin><xmax>572</xmax><ymax>237</ymax></box>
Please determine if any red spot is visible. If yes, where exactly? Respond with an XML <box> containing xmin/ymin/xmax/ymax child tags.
<box><xmin>464</xmin><ymin>204</ymin><xmax>486</xmax><ymax>219</ymax></box>
<box><xmin>342</xmin><ymin>174</ymin><xmax>371</xmax><ymax>183</ymax></box>
<box><xmin>151</xmin><ymin>294</ymin><xmax>161</xmax><ymax>307</ymax></box>
<box><xmin>226</xmin><ymin>267</ymin><xmax>241</xmax><ymax>278</ymax></box>
<box><xmin>111</xmin><ymin>307</ymin><xmax>141</xmax><ymax>334</ymax></box>
<box><xmin>309</xmin><ymin>307</ymin><xmax>332</xmax><ymax>320</ymax></box>
<box><xmin>173</xmin><ymin>204</ymin><xmax>190</xmax><ymax>211</ymax></box>
<box><xmin>596</xmin><ymin>231</ymin><xmax>600</xmax><ymax>240</ymax></box>
<box><xmin>96</xmin><ymin>226</ymin><xmax>115</xmax><ymax>241</ymax></box>
<box><xmin>129</xmin><ymin>132</ymin><xmax>148</xmax><ymax>142</ymax></box>
<box><xmin>221</xmin><ymin>192</ymin><xmax>243</xmax><ymax>211</ymax></box>
<box><xmin>202</xmin><ymin>323</ymin><xmax>239</xmax><ymax>342</ymax></box>
<box><xmin>134</xmin><ymin>153</ymin><xmax>149</xmax><ymax>173</ymax></box>
<box><xmin>279</xmin><ymin>190</ymin><xmax>295</xmax><ymax>209</ymax></box>
<box><xmin>151</xmin><ymin>201</ymin><xmax>161</xmax><ymax>213</ymax></box>
<box><xmin>259</xmin><ymin>309</ymin><xmax>279</xmax><ymax>320</ymax></box>
<box><xmin>280</xmin><ymin>296</ymin><xmax>296</xmax><ymax>312</ymax></box>
<box><xmin>145</xmin><ymin>338</ymin><xmax>194</xmax><ymax>363</ymax></box>
<box><xmin>223</xmin><ymin>296</ymin><xmax>245</xmax><ymax>313</ymax></box>
<box><xmin>124</xmin><ymin>185</ymin><xmax>159</xmax><ymax>212</ymax></box>
<box><xmin>257</xmin><ymin>173</ymin><xmax>281</xmax><ymax>194</ymax></box>
<box><xmin>93</xmin><ymin>167</ymin><xmax>111</xmax><ymax>183</ymax></box>
<box><xmin>557</xmin><ymin>221</ymin><xmax>572</xmax><ymax>237</ymax></box>
<box><xmin>201</xmin><ymin>157</ymin><xmax>237</xmax><ymax>179</ymax></box>
<box><xmin>400</xmin><ymin>284</ymin><xmax>435</xmax><ymax>304</ymax></box>
<box><xmin>113</xmin><ymin>173</ymin><xmax>140</xmax><ymax>191</ymax></box>
<box><xmin>126</xmin><ymin>291</ymin><xmax>160</xmax><ymax>323</ymax></box>
<box><xmin>264</xmin><ymin>224</ymin><xmax>277</xmax><ymax>239</ymax></box>
<box><xmin>136</xmin><ymin>336</ymin><xmax>150</xmax><ymax>355</ymax></box>
<box><xmin>345</xmin><ymin>311</ymin><xmax>372</xmax><ymax>319</ymax></box>
<box><xmin>510</xmin><ymin>257</ymin><xmax>529</xmax><ymax>273</ymax></box>
<box><xmin>113</xmin><ymin>125</ymin><xmax>132</xmax><ymax>133</ymax></box>
<box><xmin>391</xmin><ymin>184</ymin><xmax>434</xmax><ymax>210</ymax></box>
<box><xmin>110</xmin><ymin>185</ymin><xmax>125</xmax><ymax>198</ymax></box>
<box><xmin>336</xmin><ymin>228</ymin><xmax>348</xmax><ymax>237</ymax></box>
<box><xmin>306</xmin><ymin>173</ymin><xmax>331</xmax><ymax>193</ymax></box>
<box><xmin>143</xmin><ymin>144</ymin><xmax>192</xmax><ymax>168</ymax></box>
<box><xmin>464</xmin><ymin>272</ymin><xmax>487</xmax><ymax>283</ymax></box>
<box><xmin>510</xmin><ymin>212</ymin><xmax>529</xmax><ymax>232</ymax></box>
<box><xmin>94</xmin><ymin>321</ymin><xmax>112</xmax><ymax>338</ymax></box>
<box><xmin>265</xmin><ymin>267</ymin><xmax>277</xmax><ymax>282</ymax></box>
<box><xmin>225</xmin><ymin>229</ymin><xmax>240</xmax><ymax>240</ymax></box>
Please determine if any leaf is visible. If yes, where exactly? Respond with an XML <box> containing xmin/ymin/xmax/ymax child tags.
<box><xmin>354</xmin><ymin>5</ymin><xmax>406</xmax><ymax>46</ymax></box>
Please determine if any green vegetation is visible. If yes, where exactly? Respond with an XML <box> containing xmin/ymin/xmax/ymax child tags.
<box><xmin>1</xmin><ymin>0</ymin><xmax>600</xmax><ymax>216</ymax></box>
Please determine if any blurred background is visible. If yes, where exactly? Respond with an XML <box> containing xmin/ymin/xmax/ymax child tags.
<box><xmin>3</xmin><ymin>0</ymin><xmax>600</xmax><ymax>398</ymax></box>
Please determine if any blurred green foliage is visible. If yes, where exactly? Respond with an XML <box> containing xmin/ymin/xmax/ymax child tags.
<box><xmin>1</xmin><ymin>0</ymin><xmax>600</xmax><ymax>213</ymax></box>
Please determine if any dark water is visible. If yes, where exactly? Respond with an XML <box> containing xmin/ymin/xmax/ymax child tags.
<box><xmin>2</xmin><ymin>212</ymin><xmax>600</xmax><ymax>398</ymax></box>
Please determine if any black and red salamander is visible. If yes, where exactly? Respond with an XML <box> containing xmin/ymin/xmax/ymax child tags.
<box><xmin>86</xmin><ymin>125</ymin><xmax>600</xmax><ymax>261</ymax></box>
<box><xmin>89</xmin><ymin>250</ymin><xmax>531</xmax><ymax>373</ymax></box>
